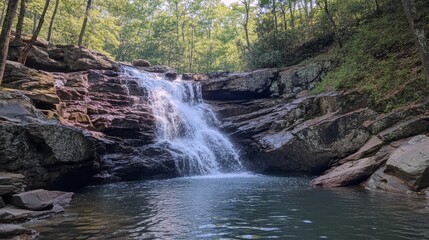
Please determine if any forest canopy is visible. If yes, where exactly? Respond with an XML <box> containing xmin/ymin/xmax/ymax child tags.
<box><xmin>0</xmin><ymin>0</ymin><xmax>427</xmax><ymax>80</ymax></box>
<box><xmin>0</xmin><ymin>0</ymin><xmax>386</xmax><ymax>73</ymax></box>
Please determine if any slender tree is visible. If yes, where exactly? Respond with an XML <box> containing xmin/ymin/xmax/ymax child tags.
<box><xmin>0</xmin><ymin>0</ymin><xmax>19</xmax><ymax>85</ymax></box>
<box><xmin>272</xmin><ymin>0</ymin><xmax>278</xmax><ymax>36</ymax></box>
<box><xmin>18</xmin><ymin>0</ymin><xmax>50</xmax><ymax>64</ymax></box>
<box><xmin>401</xmin><ymin>0</ymin><xmax>429</xmax><ymax>84</ymax></box>
<box><xmin>374</xmin><ymin>0</ymin><xmax>380</xmax><ymax>12</ymax></box>
<box><xmin>47</xmin><ymin>0</ymin><xmax>60</xmax><ymax>43</ymax></box>
<box><xmin>317</xmin><ymin>0</ymin><xmax>342</xmax><ymax>47</ymax></box>
<box><xmin>240</xmin><ymin>0</ymin><xmax>251</xmax><ymax>48</ymax></box>
<box><xmin>0</xmin><ymin>0</ymin><xmax>7</xmax><ymax>26</ymax></box>
<box><xmin>14</xmin><ymin>0</ymin><xmax>27</xmax><ymax>44</ymax></box>
<box><xmin>78</xmin><ymin>0</ymin><xmax>92</xmax><ymax>46</ymax></box>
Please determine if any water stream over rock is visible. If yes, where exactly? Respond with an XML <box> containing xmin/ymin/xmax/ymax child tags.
<box><xmin>122</xmin><ymin>66</ymin><xmax>243</xmax><ymax>176</ymax></box>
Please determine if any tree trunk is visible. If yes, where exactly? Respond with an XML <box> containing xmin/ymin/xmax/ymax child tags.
<box><xmin>242</xmin><ymin>0</ymin><xmax>251</xmax><ymax>48</ymax></box>
<box><xmin>32</xmin><ymin>12</ymin><xmax>37</xmax><ymax>34</ymax></box>
<box><xmin>280</xmin><ymin>3</ymin><xmax>287</xmax><ymax>31</ymax></box>
<box><xmin>272</xmin><ymin>0</ymin><xmax>278</xmax><ymax>36</ymax></box>
<box><xmin>14</xmin><ymin>0</ymin><xmax>26</xmax><ymax>43</ymax></box>
<box><xmin>288</xmin><ymin>1</ymin><xmax>296</xmax><ymax>30</ymax></box>
<box><xmin>78</xmin><ymin>0</ymin><xmax>92</xmax><ymax>46</ymax></box>
<box><xmin>18</xmin><ymin>0</ymin><xmax>50</xmax><ymax>65</ymax></box>
<box><xmin>0</xmin><ymin>0</ymin><xmax>19</xmax><ymax>85</ymax></box>
<box><xmin>401</xmin><ymin>0</ymin><xmax>429</xmax><ymax>84</ymax></box>
<box><xmin>318</xmin><ymin>0</ymin><xmax>343</xmax><ymax>48</ymax></box>
<box><xmin>374</xmin><ymin>0</ymin><xmax>380</xmax><ymax>12</ymax></box>
<box><xmin>47</xmin><ymin>0</ymin><xmax>59</xmax><ymax>43</ymax></box>
<box><xmin>0</xmin><ymin>0</ymin><xmax>7</xmax><ymax>26</ymax></box>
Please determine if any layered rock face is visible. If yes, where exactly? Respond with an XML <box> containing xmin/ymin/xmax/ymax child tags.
<box><xmin>0</xmin><ymin>91</ymin><xmax>99</xmax><ymax>189</ymax></box>
<box><xmin>200</xmin><ymin>62</ymin><xmax>374</xmax><ymax>173</ymax></box>
<box><xmin>55</xmin><ymin>69</ymin><xmax>176</xmax><ymax>181</ymax></box>
<box><xmin>201</xmin><ymin>62</ymin><xmax>429</xmax><ymax>195</ymax></box>
<box><xmin>2</xmin><ymin>44</ymin><xmax>178</xmax><ymax>184</ymax></box>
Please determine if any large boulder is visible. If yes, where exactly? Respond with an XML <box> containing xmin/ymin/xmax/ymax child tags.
<box><xmin>201</xmin><ymin>61</ymin><xmax>330</xmax><ymax>101</ymax></box>
<box><xmin>252</xmin><ymin>108</ymin><xmax>374</xmax><ymax>173</ymax></box>
<box><xmin>0</xmin><ymin>91</ymin><xmax>99</xmax><ymax>188</ymax></box>
<box><xmin>385</xmin><ymin>135</ymin><xmax>429</xmax><ymax>190</ymax></box>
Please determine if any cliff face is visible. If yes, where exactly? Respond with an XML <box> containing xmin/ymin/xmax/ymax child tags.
<box><xmin>1</xmin><ymin>43</ymin><xmax>428</xmax><ymax>196</ymax></box>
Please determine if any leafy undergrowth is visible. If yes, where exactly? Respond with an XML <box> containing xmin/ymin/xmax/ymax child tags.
<box><xmin>311</xmin><ymin>3</ymin><xmax>428</xmax><ymax>112</ymax></box>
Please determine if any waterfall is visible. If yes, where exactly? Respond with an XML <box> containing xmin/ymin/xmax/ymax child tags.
<box><xmin>121</xmin><ymin>66</ymin><xmax>243</xmax><ymax>176</ymax></box>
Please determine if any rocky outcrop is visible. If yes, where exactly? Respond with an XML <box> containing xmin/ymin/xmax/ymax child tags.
<box><xmin>384</xmin><ymin>135</ymin><xmax>429</xmax><ymax>190</ymax></box>
<box><xmin>0</xmin><ymin>91</ymin><xmax>99</xmax><ymax>189</ymax></box>
<box><xmin>310</xmin><ymin>100</ymin><xmax>429</xmax><ymax>194</ymax></box>
<box><xmin>202</xmin><ymin>59</ymin><xmax>429</xmax><ymax>196</ymax></box>
<box><xmin>54</xmin><ymin>69</ymin><xmax>176</xmax><ymax>181</ymax></box>
<box><xmin>2</xmin><ymin>45</ymin><xmax>178</xmax><ymax>184</ymax></box>
<box><xmin>202</xmin><ymin>62</ymin><xmax>330</xmax><ymax>100</ymax></box>
<box><xmin>202</xmin><ymin>62</ymin><xmax>374</xmax><ymax>174</ymax></box>
<box><xmin>8</xmin><ymin>45</ymin><xmax>118</xmax><ymax>72</ymax></box>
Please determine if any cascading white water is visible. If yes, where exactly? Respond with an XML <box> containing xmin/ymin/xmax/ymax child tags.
<box><xmin>122</xmin><ymin>66</ymin><xmax>243</xmax><ymax>176</ymax></box>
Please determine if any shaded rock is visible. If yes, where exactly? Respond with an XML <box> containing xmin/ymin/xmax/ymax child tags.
<box><xmin>252</xmin><ymin>109</ymin><xmax>374</xmax><ymax>173</ymax></box>
<box><xmin>11</xmin><ymin>190</ymin><xmax>53</xmax><ymax>211</ymax></box>
<box><xmin>377</xmin><ymin>116</ymin><xmax>429</xmax><ymax>142</ymax></box>
<box><xmin>0</xmin><ymin>123</ymin><xmax>100</xmax><ymax>189</ymax></box>
<box><xmin>270</xmin><ymin>62</ymin><xmax>330</xmax><ymax>97</ymax></box>
<box><xmin>364</xmin><ymin>100</ymin><xmax>429</xmax><ymax>134</ymax></box>
<box><xmin>0</xmin><ymin>198</ymin><xmax>5</xmax><ymax>208</ymax></box>
<box><xmin>364</xmin><ymin>166</ymin><xmax>413</xmax><ymax>194</ymax></box>
<box><xmin>137</xmin><ymin>65</ymin><xmax>175</xmax><ymax>73</ymax></box>
<box><xmin>311</xmin><ymin>145</ymin><xmax>393</xmax><ymax>187</ymax></box>
<box><xmin>3</xmin><ymin>61</ymin><xmax>55</xmax><ymax>93</ymax></box>
<box><xmin>336</xmin><ymin>136</ymin><xmax>384</xmax><ymax>165</ymax></box>
<box><xmin>165</xmin><ymin>70</ymin><xmax>177</xmax><ymax>80</ymax></box>
<box><xmin>0</xmin><ymin>91</ymin><xmax>48</xmax><ymax>123</ymax></box>
<box><xmin>133</xmin><ymin>59</ymin><xmax>151</xmax><ymax>67</ymax></box>
<box><xmin>8</xmin><ymin>44</ymin><xmax>118</xmax><ymax>72</ymax></box>
<box><xmin>0</xmin><ymin>224</ymin><xmax>35</xmax><ymax>239</ymax></box>
<box><xmin>0</xmin><ymin>173</ymin><xmax>25</xmax><ymax>196</ymax></box>
<box><xmin>96</xmin><ymin>146</ymin><xmax>177</xmax><ymax>182</ymax></box>
<box><xmin>9</xmin><ymin>31</ymin><xmax>49</xmax><ymax>48</ymax></box>
<box><xmin>0</xmin><ymin>91</ymin><xmax>99</xmax><ymax>188</ymax></box>
<box><xmin>202</xmin><ymin>68</ymin><xmax>277</xmax><ymax>100</ymax></box>
<box><xmin>2</xmin><ymin>61</ymin><xmax>60</xmax><ymax>117</ymax></box>
<box><xmin>385</xmin><ymin>135</ymin><xmax>429</xmax><ymax>190</ymax></box>
<box><xmin>182</xmin><ymin>73</ymin><xmax>209</xmax><ymax>81</ymax></box>
<box><xmin>0</xmin><ymin>191</ymin><xmax>72</xmax><ymax>223</ymax></box>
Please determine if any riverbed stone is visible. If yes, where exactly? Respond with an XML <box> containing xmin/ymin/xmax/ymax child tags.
<box><xmin>11</xmin><ymin>190</ymin><xmax>53</xmax><ymax>211</ymax></box>
<box><xmin>0</xmin><ymin>224</ymin><xmax>35</xmax><ymax>239</ymax></box>
<box><xmin>385</xmin><ymin>135</ymin><xmax>429</xmax><ymax>190</ymax></box>
<box><xmin>311</xmin><ymin>145</ymin><xmax>393</xmax><ymax>187</ymax></box>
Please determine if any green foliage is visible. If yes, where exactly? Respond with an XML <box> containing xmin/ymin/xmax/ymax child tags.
<box><xmin>312</xmin><ymin>2</ymin><xmax>428</xmax><ymax>111</ymax></box>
